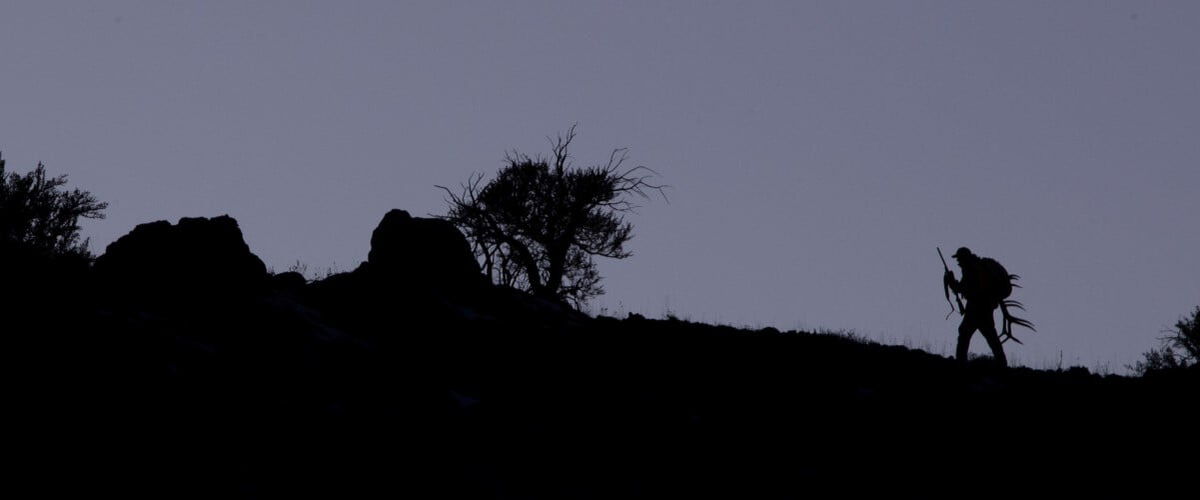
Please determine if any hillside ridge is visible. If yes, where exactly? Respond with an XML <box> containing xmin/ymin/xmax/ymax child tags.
<box><xmin>5</xmin><ymin>211</ymin><xmax>1195</xmax><ymax>496</ymax></box>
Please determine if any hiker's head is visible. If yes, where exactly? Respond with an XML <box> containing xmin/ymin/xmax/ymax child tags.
<box><xmin>952</xmin><ymin>247</ymin><xmax>976</xmax><ymax>265</ymax></box>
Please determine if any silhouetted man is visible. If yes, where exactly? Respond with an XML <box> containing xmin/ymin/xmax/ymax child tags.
<box><xmin>944</xmin><ymin>247</ymin><xmax>1008</xmax><ymax>366</ymax></box>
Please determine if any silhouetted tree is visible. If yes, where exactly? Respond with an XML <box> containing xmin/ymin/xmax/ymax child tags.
<box><xmin>440</xmin><ymin>126</ymin><xmax>664</xmax><ymax>306</ymax></box>
<box><xmin>1130</xmin><ymin>306</ymin><xmax>1200</xmax><ymax>375</ymax></box>
<box><xmin>0</xmin><ymin>153</ymin><xmax>107</xmax><ymax>259</ymax></box>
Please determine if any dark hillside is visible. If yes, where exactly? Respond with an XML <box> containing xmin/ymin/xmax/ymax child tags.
<box><xmin>5</xmin><ymin>210</ymin><xmax>1196</xmax><ymax>497</ymax></box>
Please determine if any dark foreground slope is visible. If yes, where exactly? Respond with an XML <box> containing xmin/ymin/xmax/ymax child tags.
<box><xmin>5</xmin><ymin>211</ymin><xmax>1197</xmax><ymax>497</ymax></box>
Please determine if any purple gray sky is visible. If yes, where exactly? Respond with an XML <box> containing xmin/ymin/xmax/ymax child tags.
<box><xmin>3</xmin><ymin>1</ymin><xmax>1197</xmax><ymax>371</ymax></box>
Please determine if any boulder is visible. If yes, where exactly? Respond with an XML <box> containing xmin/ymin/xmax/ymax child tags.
<box><xmin>270</xmin><ymin>271</ymin><xmax>308</xmax><ymax>291</ymax></box>
<box><xmin>94</xmin><ymin>215</ymin><xmax>267</xmax><ymax>295</ymax></box>
<box><xmin>364</xmin><ymin>209</ymin><xmax>482</xmax><ymax>291</ymax></box>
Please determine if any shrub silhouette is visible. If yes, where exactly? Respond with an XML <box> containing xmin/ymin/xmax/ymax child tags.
<box><xmin>0</xmin><ymin>153</ymin><xmax>107</xmax><ymax>260</ymax></box>
<box><xmin>439</xmin><ymin>126</ymin><xmax>664</xmax><ymax>306</ymax></box>
<box><xmin>1131</xmin><ymin>306</ymin><xmax>1200</xmax><ymax>374</ymax></box>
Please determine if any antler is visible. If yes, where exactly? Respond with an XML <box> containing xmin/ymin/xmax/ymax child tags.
<box><xmin>999</xmin><ymin>299</ymin><xmax>1036</xmax><ymax>344</ymax></box>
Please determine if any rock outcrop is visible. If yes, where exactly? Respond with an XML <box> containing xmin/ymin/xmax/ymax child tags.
<box><xmin>94</xmin><ymin>215</ymin><xmax>267</xmax><ymax>296</ymax></box>
<box><xmin>362</xmin><ymin>209</ymin><xmax>483</xmax><ymax>291</ymax></box>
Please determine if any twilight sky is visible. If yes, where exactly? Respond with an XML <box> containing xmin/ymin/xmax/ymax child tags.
<box><xmin>3</xmin><ymin>1</ymin><xmax>1197</xmax><ymax>371</ymax></box>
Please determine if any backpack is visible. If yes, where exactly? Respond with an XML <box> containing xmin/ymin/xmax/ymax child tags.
<box><xmin>979</xmin><ymin>257</ymin><xmax>1013</xmax><ymax>303</ymax></box>
<box><xmin>978</xmin><ymin>256</ymin><xmax>1035</xmax><ymax>343</ymax></box>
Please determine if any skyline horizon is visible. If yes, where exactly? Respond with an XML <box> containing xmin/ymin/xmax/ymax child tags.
<box><xmin>4</xmin><ymin>1</ymin><xmax>1197</xmax><ymax>373</ymax></box>
<box><xmin>0</xmin><ymin>165</ymin><xmax>1177</xmax><ymax>374</ymax></box>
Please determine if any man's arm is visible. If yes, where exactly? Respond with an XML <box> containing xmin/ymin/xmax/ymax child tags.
<box><xmin>944</xmin><ymin>269</ymin><xmax>960</xmax><ymax>294</ymax></box>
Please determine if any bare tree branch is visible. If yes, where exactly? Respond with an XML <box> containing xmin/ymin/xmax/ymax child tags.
<box><xmin>437</xmin><ymin>127</ymin><xmax>665</xmax><ymax>306</ymax></box>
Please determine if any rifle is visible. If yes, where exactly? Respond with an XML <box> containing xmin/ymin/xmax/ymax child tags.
<box><xmin>938</xmin><ymin>247</ymin><xmax>965</xmax><ymax>320</ymax></box>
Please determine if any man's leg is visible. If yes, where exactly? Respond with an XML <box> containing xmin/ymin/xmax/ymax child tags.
<box><xmin>956</xmin><ymin>318</ymin><xmax>976</xmax><ymax>362</ymax></box>
<box><xmin>978</xmin><ymin>309</ymin><xmax>1007</xmax><ymax>367</ymax></box>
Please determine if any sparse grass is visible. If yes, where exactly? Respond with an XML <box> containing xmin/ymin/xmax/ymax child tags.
<box><xmin>812</xmin><ymin>328</ymin><xmax>882</xmax><ymax>347</ymax></box>
<box><xmin>594</xmin><ymin>301</ymin><xmax>1136</xmax><ymax>375</ymax></box>
<box><xmin>267</xmin><ymin>260</ymin><xmax>343</xmax><ymax>283</ymax></box>
<box><xmin>289</xmin><ymin>260</ymin><xmax>341</xmax><ymax>282</ymax></box>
